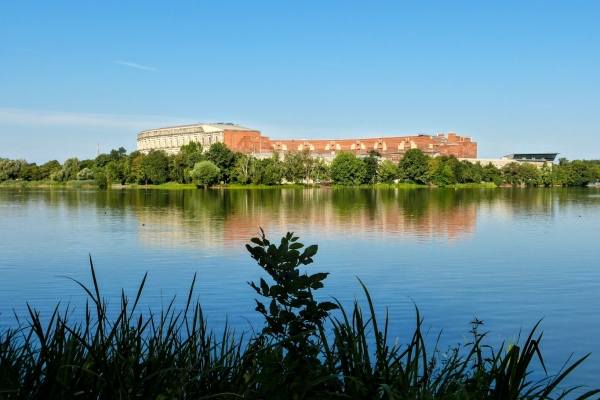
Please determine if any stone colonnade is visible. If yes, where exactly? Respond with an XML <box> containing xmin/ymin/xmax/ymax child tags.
<box><xmin>137</xmin><ymin>126</ymin><xmax>224</xmax><ymax>154</ymax></box>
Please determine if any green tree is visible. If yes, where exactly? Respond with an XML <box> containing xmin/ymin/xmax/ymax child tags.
<box><xmin>232</xmin><ymin>153</ymin><xmax>253</xmax><ymax>184</ymax></box>
<box><xmin>94</xmin><ymin>171</ymin><xmax>107</xmax><ymax>187</ymax></box>
<box><xmin>283</xmin><ymin>150</ymin><xmax>316</xmax><ymax>184</ymax></box>
<box><xmin>283</xmin><ymin>152</ymin><xmax>305</xmax><ymax>184</ymax></box>
<box><xmin>482</xmin><ymin>162</ymin><xmax>502</xmax><ymax>186</ymax></box>
<box><xmin>39</xmin><ymin>160</ymin><xmax>61</xmax><ymax>180</ymax></box>
<box><xmin>362</xmin><ymin>150</ymin><xmax>381</xmax><ymax>184</ymax></box>
<box><xmin>128</xmin><ymin>152</ymin><xmax>146</xmax><ymax>184</ymax></box>
<box><xmin>501</xmin><ymin>162</ymin><xmax>521</xmax><ymax>185</ymax></box>
<box><xmin>590</xmin><ymin>165</ymin><xmax>600</xmax><ymax>181</ymax></box>
<box><xmin>179</xmin><ymin>141</ymin><xmax>203</xmax><ymax>155</ymax></box>
<box><xmin>458</xmin><ymin>160</ymin><xmax>483</xmax><ymax>184</ymax></box>
<box><xmin>205</xmin><ymin>142</ymin><xmax>235</xmax><ymax>183</ymax></box>
<box><xmin>517</xmin><ymin>163</ymin><xmax>540</xmax><ymax>186</ymax></box>
<box><xmin>551</xmin><ymin>163</ymin><xmax>568</xmax><ymax>186</ymax></box>
<box><xmin>105</xmin><ymin>161</ymin><xmax>124</xmax><ymax>185</ymax></box>
<box><xmin>109</xmin><ymin>147</ymin><xmax>127</xmax><ymax>160</ymax></box>
<box><xmin>76</xmin><ymin>168</ymin><xmax>94</xmax><ymax>180</ymax></box>
<box><xmin>0</xmin><ymin>158</ymin><xmax>27</xmax><ymax>181</ymax></box>
<box><xmin>79</xmin><ymin>159</ymin><xmax>95</xmax><ymax>170</ymax></box>
<box><xmin>95</xmin><ymin>154</ymin><xmax>113</xmax><ymax>168</ymax></box>
<box><xmin>567</xmin><ymin>160</ymin><xmax>593</xmax><ymax>186</ymax></box>
<box><xmin>378</xmin><ymin>159</ymin><xmax>399</xmax><ymax>184</ymax></box>
<box><xmin>19</xmin><ymin>164</ymin><xmax>43</xmax><ymax>181</ymax></box>
<box><xmin>138</xmin><ymin>150</ymin><xmax>169</xmax><ymax>185</ymax></box>
<box><xmin>539</xmin><ymin>163</ymin><xmax>553</xmax><ymax>186</ymax></box>
<box><xmin>170</xmin><ymin>152</ymin><xmax>188</xmax><ymax>183</ymax></box>
<box><xmin>189</xmin><ymin>160</ymin><xmax>220</xmax><ymax>187</ymax></box>
<box><xmin>310</xmin><ymin>156</ymin><xmax>330</xmax><ymax>183</ymax></box>
<box><xmin>330</xmin><ymin>152</ymin><xmax>367</xmax><ymax>185</ymax></box>
<box><xmin>254</xmin><ymin>155</ymin><xmax>283</xmax><ymax>185</ymax></box>
<box><xmin>170</xmin><ymin>142</ymin><xmax>203</xmax><ymax>184</ymax></box>
<box><xmin>398</xmin><ymin>149</ymin><xmax>429</xmax><ymax>184</ymax></box>
<box><xmin>54</xmin><ymin>158</ymin><xmax>79</xmax><ymax>182</ymax></box>
<box><xmin>427</xmin><ymin>157</ymin><xmax>454</xmax><ymax>186</ymax></box>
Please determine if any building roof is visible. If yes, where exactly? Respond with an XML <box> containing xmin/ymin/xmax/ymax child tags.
<box><xmin>504</xmin><ymin>153</ymin><xmax>559</xmax><ymax>162</ymax></box>
<box><xmin>140</xmin><ymin>123</ymin><xmax>257</xmax><ymax>134</ymax></box>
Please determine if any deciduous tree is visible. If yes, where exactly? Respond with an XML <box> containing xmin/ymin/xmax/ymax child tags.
<box><xmin>190</xmin><ymin>160</ymin><xmax>220</xmax><ymax>187</ymax></box>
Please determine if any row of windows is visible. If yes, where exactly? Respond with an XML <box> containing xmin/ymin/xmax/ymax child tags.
<box><xmin>137</xmin><ymin>135</ymin><xmax>222</xmax><ymax>150</ymax></box>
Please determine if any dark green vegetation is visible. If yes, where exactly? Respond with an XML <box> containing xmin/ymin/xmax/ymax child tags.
<box><xmin>1</xmin><ymin>231</ymin><xmax>598</xmax><ymax>399</ymax></box>
<box><xmin>2</xmin><ymin>146</ymin><xmax>600</xmax><ymax>188</ymax></box>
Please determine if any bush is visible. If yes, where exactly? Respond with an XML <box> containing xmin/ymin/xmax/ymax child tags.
<box><xmin>189</xmin><ymin>160</ymin><xmax>220</xmax><ymax>187</ymax></box>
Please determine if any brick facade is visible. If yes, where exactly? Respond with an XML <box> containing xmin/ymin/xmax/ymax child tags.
<box><xmin>138</xmin><ymin>123</ymin><xmax>477</xmax><ymax>159</ymax></box>
<box><xmin>267</xmin><ymin>132</ymin><xmax>477</xmax><ymax>159</ymax></box>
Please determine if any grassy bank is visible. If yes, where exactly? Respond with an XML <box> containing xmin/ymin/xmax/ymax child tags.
<box><xmin>0</xmin><ymin>231</ymin><xmax>597</xmax><ymax>399</ymax></box>
<box><xmin>0</xmin><ymin>179</ymin><xmax>98</xmax><ymax>188</ymax></box>
<box><xmin>1</xmin><ymin>180</ymin><xmax>500</xmax><ymax>190</ymax></box>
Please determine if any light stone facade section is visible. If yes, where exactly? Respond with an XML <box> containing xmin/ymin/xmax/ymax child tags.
<box><xmin>137</xmin><ymin>123</ymin><xmax>253</xmax><ymax>155</ymax></box>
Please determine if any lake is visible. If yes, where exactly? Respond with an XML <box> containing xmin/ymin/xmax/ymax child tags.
<box><xmin>1</xmin><ymin>186</ymin><xmax>599</xmax><ymax>392</ymax></box>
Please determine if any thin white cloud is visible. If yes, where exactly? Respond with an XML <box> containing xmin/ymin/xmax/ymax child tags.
<box><xmin>0</xmin><ymin>108</ymin><xmax>186</xmax><ymax>131</ymax></box>
<box><xmin>115</xmin><ymin>60</ymin><xmax>157</xmax><ymax>71</ymax></box>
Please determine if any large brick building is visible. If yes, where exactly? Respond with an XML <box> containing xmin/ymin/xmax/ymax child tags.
<box><xmin>137</xmin><ymin>123</ymin><xmax>477</xmax><ymax>159</ymax></box>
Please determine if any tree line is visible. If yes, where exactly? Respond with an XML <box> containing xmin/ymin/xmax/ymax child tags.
<box><xmin>2</xmin><ymin>144</ymin><xmax>599</xmax><ymax>187</ymax></box>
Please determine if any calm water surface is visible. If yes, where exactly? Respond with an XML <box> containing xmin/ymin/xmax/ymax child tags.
<box><xmin>1</xmin><ymin>187</ymin><xmax>599</xmax><ymax>392</ymax></box>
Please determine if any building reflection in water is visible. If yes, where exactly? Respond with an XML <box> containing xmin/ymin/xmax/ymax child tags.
<box><xmin>135</xmin><ymin>188</ymin><xmax>480</xmax><ymax>253</ymax></box>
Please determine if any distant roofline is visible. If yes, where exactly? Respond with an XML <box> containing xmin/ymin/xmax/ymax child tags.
<box><xmin>139</xmin><ymin>122</ymin><xmax>257</xmax><ymax>133</ymax></box>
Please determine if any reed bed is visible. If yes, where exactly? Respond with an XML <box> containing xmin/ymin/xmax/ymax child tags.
<box><xmin>0</xmin><ymin>232</ymin><xmax>597</xmax><ymax>399</ymax></box>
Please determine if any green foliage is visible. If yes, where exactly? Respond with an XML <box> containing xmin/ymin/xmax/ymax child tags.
<box><xmin>483</xmin><ymin>162</ymin><xmax>502</xmax><ymax>186</ymax></box>
<box><xmin>189</xmin><ymin>160</ymin><xmax>220</xmax><ymax>187</ymax></box>
<box><xmin>252</xmin><ymin>155</ymin><xmax>283</xmax><ymax>185</ymax></box>
<box><xmin>54</xmin><ymin>158</ymin><xmax>80</xmax><ymax>182</ymax></box>
<box><xmin>138</xmin><ymin>150</ymin><xmax>169</xmax><ymax>185</ymax></box>
<box><xmin>105</xmin><ymin>161</ymin><xmax>124</xmax><ymax>185</ymax></box>
<box><xmin>331</xmin><ymin>151</ymin><xmax>367</xmax><ymax>185</ymax></box>
<box><xmin>501</xmin><ymin>162</ymin><xmax>541</xmax><ymax>186</ymax></box>
<box><xmin>427</xmin><ymin>157</ymin><xmax>455</xmax><ymax>186</ymax></box>
<box><xmin>0</xmin><ymin>158</ymin><xmax>27</xmax><ymax>182</ymax></box>
<box><xmin>232</xmin><ymin>153</ymin><xmax>253</xmax><ymax>184</ymax></box>
<box><xmin>283</xmin><ymin>150</ymin><xmax>310</xmax><ymax>184</ymax></box>
<box><xmin>6</xmin><ymin>146</ymin><xmax>600</xmax><ymax>188</ymax></box>
<box><xmin>178</xmin><ymin>141</ymin><xmax>203</xmax><ymax>156</ymax></box>
<box><xmin>76</xmin><ymin>167</ymin><xmax>94</xmax><ymax>180</ymax></box>
<box><xmin>378</xmin><ymin>159</ymin><xmax>399</xmax><ymax>184</ymax></box>
<box><xmin>169</xmin><ymin>142</ymin><xmax>203</xmax><ymax>184</ymax></box>
<box><xmin>205</xmin><ymin>142</ymin><xmax>235</xmax><ymax>183</ymax></box>
<box><xmin>170</xmin><ymin>151</ymin><xmax>189</xmax><ymax>183</ymax></box>
<box><xmin>246</xmin><ymin>229</ymin><xmax>339</xmax><ymax>398</ymax></box>
<box><xmin>566</xmin><ymin>160</ymin><xmax>593</xmax><ymax>186</ymax></box>
<box><xmin>94</xmin><ymin>171</ymin><xmax>107</xmax><ymax>187</ymax></box>
<box><xmin>398</xmin><ymin>149</ymin><xmax>429</xmax><ymax>184</ymax></box>
<box><xmin>311</xmin><ymin>156</ymin><xmax>330</xmax><ymax>183</ymax></box>
<box><xmin>363</xmin><ymin>150</ymin><xmax>381</xmax><ymax>184</ymax></box>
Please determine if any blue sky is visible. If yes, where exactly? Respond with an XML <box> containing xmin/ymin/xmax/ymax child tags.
<box><xmin>2</xmin><ymin>1</ymin><xmax>600</xmax><ymax>164</ymax></box>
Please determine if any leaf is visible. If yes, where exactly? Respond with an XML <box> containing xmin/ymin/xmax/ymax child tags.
<box><xmin>260</xmin><ymin>278</ymin><xmax>269</xmax><ymax>296</ymax></box>
<box><xmin>304</xmin><ymin>244</ymin><xmax>318</xmax><ymax>258</ymax></box>
<box><xmin>269</xmin><ymin>299</ymin><xmax>279</xmax><ymax>317</ymax></box>
<box><xmin>318</xmin><ymin>301</ymin><xmax>339</xmax><ymax>311</ymax></box>
<box><xmin>255</xmin><ymin>300</ymin><xmax>267</xmax><ymax>315</ymax></box>
<box><xmin>310</xmin><ymin>272</ymin><xmax>329</xmax><ymax>283</ymax></box>
<box><xmin>249</xmin><ymin>281</ymin><xmax>261</xmax><ymax>295</ymax></box>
